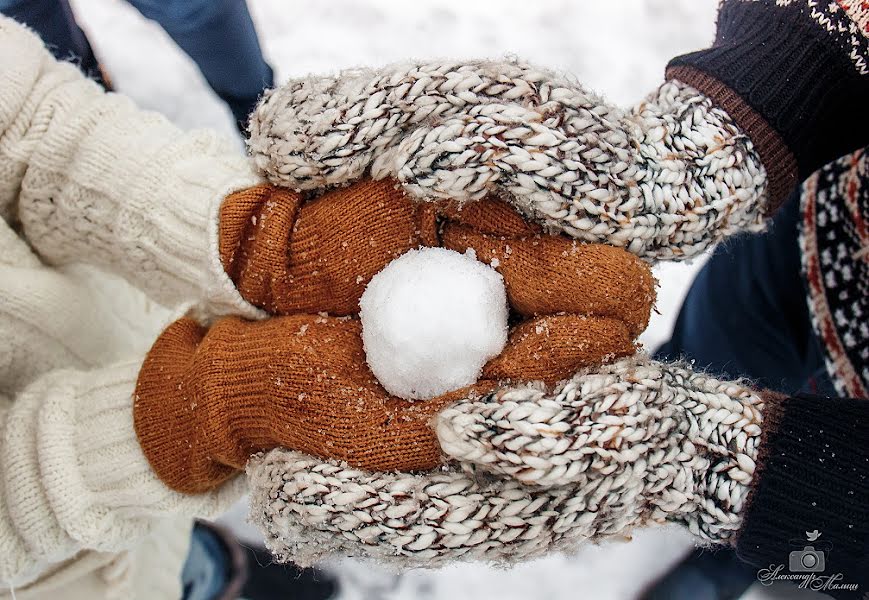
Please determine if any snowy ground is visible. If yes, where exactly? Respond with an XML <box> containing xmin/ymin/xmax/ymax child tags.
<box><xmin>67</xmin><ymin>1</ymin><xmax>809</xmax><ymax>598</ymax></box>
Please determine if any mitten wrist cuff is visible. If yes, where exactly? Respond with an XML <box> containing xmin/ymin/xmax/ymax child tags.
<box><xmin>217</xmin><ymin>178</ymin><xmax>441</xmax><ymax>316</ymax></box>
<box><xmin>619</xmin><ymin>80</ymin><xmax>767</xmax><ymax>260</ymax></box>
<box><xmin>664</xmin><ymin>66</ymin><xmax>796</xmax><ymax>212</ymax></box>
<box><xmin>204</xmin><ymin>180</ymin><xmax>270</xmax><ymax>321</ymax></box>
<box><xmin>134</xmin><ymin>316</ymin><xmax>289</xmax><ymax>494</ymax></box>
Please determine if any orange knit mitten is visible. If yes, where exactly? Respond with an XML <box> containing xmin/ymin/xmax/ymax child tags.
<box><xmin>219</xmin><ymin>178</ymin><xmax>439</xmax><ymax>315</ymax></box>
<box><xmin>218</xmin><ymin>176</ymin><xmax>654</xmax><ymax>369</ymax></box>
<box><xmin>134</xmin><ymin>178</ymin><xmax>655</xmax><ymax>494</ymax></box>
<box><xmin>134</xmin><ymin>315</ymin><xmax>489</xmax><ymax>494</ymax></box>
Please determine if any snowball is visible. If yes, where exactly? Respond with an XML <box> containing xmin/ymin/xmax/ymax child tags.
<box><xmin>359</xmin><ymin>247</ymin><xmax>509</xmax><ymax>400</ymax></box>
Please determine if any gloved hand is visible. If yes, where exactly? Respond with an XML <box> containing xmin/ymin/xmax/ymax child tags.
<box><xmin>218</xmin><ymin>60</ymin><xmax>775</xmax><ymax>564</ymax></box>
<box><xmin>218</xmin><ymin>178</ymin><xmax>439</xmax><ymax>315</ymax></box>
<box><xmin>133</xmin><ymin>314</ymin><xmax>488</xmax><ymax>494</ymax></box>
<box><xmin>248</xmin><ymin>355</ymin><xmax>768</xmax><ymax>567</ymax></box>
<box><xmin>247</xmin><ymin>60</ymin><xmax>768</xmax><ymax>262</ymax></box>
<box><xmin>136</xmin><ymin>179</ymin><xmax>655</xmax><ymax>494</ymax></box>
<box><xmin>217</xmin><ymin>175</ymin><xmax>652</xmax><ymax>330</ymax></box>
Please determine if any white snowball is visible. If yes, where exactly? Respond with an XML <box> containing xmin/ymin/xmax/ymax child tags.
<box><xmin>359</xmin><ymin>247</ymin><xmax>509</xmax><ymax>400</ymax></box>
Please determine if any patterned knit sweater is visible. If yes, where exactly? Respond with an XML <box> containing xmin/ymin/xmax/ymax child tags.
<box><xmin>666</xmin><ymin>1</ymin><xmax>869</xmax><ymax>591</ymax></box>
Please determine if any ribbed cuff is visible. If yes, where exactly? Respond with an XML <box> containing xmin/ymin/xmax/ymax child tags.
<box><xmin>667</xmin><ymin>0</ymin><xmax>869</xmax><ymax>206</ymax></box>
<box><xmin>113</xmin><ymin>166</ymin><xmax>268</xmax><ymax>322</ymax></box>
<box><xmin>735</xmin><ymin>393</ymin><xmax>869</xmax><ymax>586</ymax></box>
<box><xmin>203</xmin><ymin>177</ymin><xmax>269</xmax><ymax>322</ymax></box>
<box><xmin>134</xmin><ymin>318</ymin><xmax>245</xmax><ymax>494</ymax></box>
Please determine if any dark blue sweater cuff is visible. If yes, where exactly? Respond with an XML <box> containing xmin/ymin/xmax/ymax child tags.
<box><xmin>667</xmin><ymin>0</ymin><xmax>869</xmax><ymax>210</ymax></box>
<box><xmin>735</xmin><ymin>393</ymin><xmax>869</xmax><ymax>598</ymax></box>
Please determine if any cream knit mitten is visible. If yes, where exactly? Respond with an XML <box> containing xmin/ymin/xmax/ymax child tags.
<box><xmin>248</xmin><ymin>356</ymin><xmax>765</xmax><ymax>567</ymax></box>
<box><xmin>248</xmin><ymin>60</ymin><xmax>768</xmax><ymax>261</ymax></box>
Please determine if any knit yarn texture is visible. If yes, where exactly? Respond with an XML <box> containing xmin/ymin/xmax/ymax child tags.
<box><xmin>135</xmin><ymin>180</ymin><xmax>655</xmax><ymax>493</ymax></box>
<box><xmin>235</xmin><ymin>60</ymin><xmax>770</xmax><ymax>565</ymax></box>
<box><xmin>249</xmin><ymin>357</ymin><xmax>765</xmax><ymax>567</ymax></box>
<box><xmin>247</xmin><ymin>60</ymin><xmax>768</xmax><ymax>261</ymax></box>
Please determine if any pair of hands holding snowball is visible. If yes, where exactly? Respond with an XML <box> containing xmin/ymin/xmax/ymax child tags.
<box><xmin>197</xmin><ymin>177</ymin><xmax>763</xmax><ymax>564</ymax></box>
<box><xmin>131</xmin><ymin>59</ymin><xmax>775</xmax><ymax>564</ymax></box>
<box><xmin>134</xmin><ymin>177</ymin><xmax>656</xmax><ymax>493</ymax></box>
<box><xmin>131</xmin><ymin>60</ymin><xmax>769</xmax><ymax>555</ymax></box>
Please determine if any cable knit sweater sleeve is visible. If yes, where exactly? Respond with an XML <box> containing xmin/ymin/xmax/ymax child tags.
<box><xmin>0</xmin><ymin>16</ymin><xmax>262</xmax><ymax>319</ymax></box>
<box><xmin>0</xmin><ymin>223</ymin><xmax>245</xmax><ymax>589</ymax></box>
<box><xmin>0</xmin><ymin>362</ymin><xmax>246</xmax><ymax>587</ymax></box>
<box><xmin>0</xmin><ymin>17</ymin><xmax>256</xmax><ymax>589</ymax></box>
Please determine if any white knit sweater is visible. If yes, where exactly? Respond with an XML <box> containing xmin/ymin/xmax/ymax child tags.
<box><xmin>0</xmin><ymin>17</ymin><xmax>261</xmax><ymax>600</ymax></box>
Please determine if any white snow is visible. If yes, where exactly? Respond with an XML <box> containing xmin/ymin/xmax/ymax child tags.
<box><xmin>360</xmin><ymin>248</ymin><xmax>508</xmax><ymax>400</ymax></box>
<box><xmin>67</xmin><ymin>1</ymin><xmax>796</xmax><ymax>599</ymax></box>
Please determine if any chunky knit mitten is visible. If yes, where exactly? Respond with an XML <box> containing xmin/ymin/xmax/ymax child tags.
<box><xmin>247</xmin><ymin>60</ymin><xmax>768</xmax><ymax>261</ymax></box>
<box><xmin>248</xmin><ymin>356</ymin><xmax>768</xmax><ymax>567</ymax></box>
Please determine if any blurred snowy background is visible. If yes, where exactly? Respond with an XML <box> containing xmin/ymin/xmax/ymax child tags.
<box><xmin>64</xmin><ymin>1</ymin><xmax>804</xmax><ymax>598</ymax></box>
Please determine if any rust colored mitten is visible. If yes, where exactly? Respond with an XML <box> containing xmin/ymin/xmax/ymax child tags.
<box><xmin>219</xmin><ymin>179</ymin><xmax>439</xmax><ymax>315</ymax></box>
<box><xmin>440</xmin><ymin>196</ymin><xmax>657</xmax><ymax>383</ymax></box>
<box><xmin>134</xmin><ymin>315</ymin><xmax>491</xmax><ymax>494</ymax></box>
<box><xmin>441</xmin><ymin>198</ymin><xmax>655</xmax><ymax>337</ymax></box>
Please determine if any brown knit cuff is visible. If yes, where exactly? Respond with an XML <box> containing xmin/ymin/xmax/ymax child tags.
<box><xmin>666</xmin><ymin>65</ymin><xmax>798</xmax><ymax>213</ymax></box>
<box><xmin>218</xmin><ymin>184</ymin><xmax>304</xmax><ymax>315</ymax></box>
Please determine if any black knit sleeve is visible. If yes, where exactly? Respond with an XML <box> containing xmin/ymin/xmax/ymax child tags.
<box><xmin>666</xmin><ymin>1</ymin><xmax>869</xmax><ymax>211</ymax></box>
<box><xmin>735</xmin><ymin>393</ymin><xmax>869</xmax><ymax>598</ymax></box>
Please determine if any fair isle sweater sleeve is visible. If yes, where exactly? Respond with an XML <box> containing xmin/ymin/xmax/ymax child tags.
<box><xmin>667</xmin><ymin>0</ymin><xmax>869</xmax><ymax>210</ymax></box>
<box><xmin>0</xmin><ymin>16</ymin><xmax>263</xmax><ymax>319</ymax></box>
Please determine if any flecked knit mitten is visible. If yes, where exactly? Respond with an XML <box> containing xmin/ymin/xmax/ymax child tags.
<box><xmin>248</xmin><ymin>356</ymin><xmax>769</xmax><ymax>567</ymax></box>
<box><xmin>246</xmin><ymin>60</ymin><xmax>769</xmax><ymax>262</ymax></box>
<box><xmin>219</xmin><ymin>60</ymin><xmax>773</xmax><ymax>562</ymax></box>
